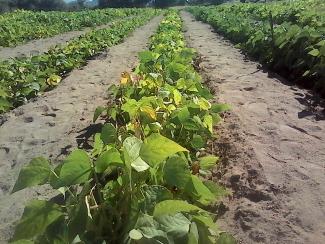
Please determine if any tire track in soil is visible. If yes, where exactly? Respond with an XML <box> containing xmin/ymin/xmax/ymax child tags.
<box><xmin>0</xmin><ymin>16</ymin><xmax>131</xmax><ymax>61</ymax></box>
<box><xmin>181</xmin><ymin>11</ymin><xmax>325</xmax><ymax>244</ymax></box>
<box><xmin>0</xmin><ymin>15</ymin><xmax>162</xmax><ymax>243</ymax></box>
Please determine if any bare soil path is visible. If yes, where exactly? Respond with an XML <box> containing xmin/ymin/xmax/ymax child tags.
<box><xmin>0</xmin><ymin>15</ymin><xmax>162</xmax><ymax>243</ymax></box>
<box><xmin>182</xmin><ymin>11</ymin><xmax>325</xmax><ymax>244</ymax></box>
<box><xmin>0</xmin><ymin>20</ymin><xmax>120</xmax><ymax>60</ymax></box>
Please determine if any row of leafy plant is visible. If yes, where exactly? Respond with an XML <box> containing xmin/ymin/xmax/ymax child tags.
<box><xmin>11</xmin><ymin>10</ymin><xmax>235</xmax><ymax>244</ymax></box>
<box><xmin>0</xmin><ymin>9</ymin><xmax>159</xmax><ymax>113</ymax></box>
<box><xmin>208</xmin><ymin>0</ymin><xmax>325</xmax><ymax>28</ymax></box>
<box><xmin>188</xmin><ymin>1</ymin><xmax>325</xmax><ymax>96</ymax></box>
<box><xmin>0</xmin><ymin>8</ymin><xmax>142</xmax><ymax>47</ymax></box>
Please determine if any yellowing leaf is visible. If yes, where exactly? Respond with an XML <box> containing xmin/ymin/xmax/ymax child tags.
<box><xmin>120</xmin><ymin>71</ymin><xmax>131</xmax><ymax>84</ymax></box>
<box><xmin>46</xmin><ymin>74</ymin><xmax>62</xmax><ymax>86</ymax></box>
<box><xmin>140</xmin><ymin>105</ymin><xmax>156</xmax><ymax>120</ymax></box>
<box><xmin>173</xmin><ymin>89</ymin><xmax>182</xmax><ymax>105</ymax></box>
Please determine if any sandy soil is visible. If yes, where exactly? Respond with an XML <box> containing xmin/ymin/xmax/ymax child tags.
<box><xmin>182</xmin><ymin>11</ymin><xmax>325</xmax><ymax>244</ymax></box>
<box><xmin>0</xmin><ymin>21</ymin><xmax>118</xmax><ymax>60</ymax></box>
<box><xmin>0</xmin><ymin>15</ymin><xmax>162</xmax><ymax>243</ymax></box>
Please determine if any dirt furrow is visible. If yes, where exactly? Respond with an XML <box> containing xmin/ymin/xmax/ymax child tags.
<box><xmin>0</xmin><ymin>15</ymin><xmax>162</xmax><ymax>243</ymax></box>
<box><xmin>182</xmin><ymin>11</ymin><xmax>325</xmax><ymax>244</ymax></box>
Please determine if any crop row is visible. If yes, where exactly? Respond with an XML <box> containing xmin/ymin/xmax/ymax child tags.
<box><xmin>209</xmin><ymin>0</ymin><xmax>324</xmax><ymax>28</ymax></box>
<box><xmin>0</xmin><ymin>8</ymin><xmax>142</xmax><ymax>47</ymax></box>
<box><xmin>10</xmin><ymin>11</ymin><xmax>235</xmax><ymax>244</ymax></box>
<box><xmin>0</xmin><ymin>9</ymin><xmax>159</xmax><ymax>113</ymax></box>
<box><xmin>188</xmin><ymin>1</ymin><xmax>325</xmax><ymax>96</ymax></box>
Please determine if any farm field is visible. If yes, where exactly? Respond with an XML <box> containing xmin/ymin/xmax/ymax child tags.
<box><xmin>0</xmin><ymin>1</ymin><xmax>324</xmax><ymax>244</ymax></box>
<box><xmin>188</xmin><ymin>0</ymin><xmax>325</xmax><ymax>96</ymax></box>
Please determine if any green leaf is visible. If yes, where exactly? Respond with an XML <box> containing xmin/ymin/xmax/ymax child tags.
<box><xmin>164</xmin><ymin>156</ymin><xmax>191</xmax><ymax>189</ymax></box>
<box><xmin>211</xmin><ymin>104</ymin><xmax>231</xmax><ymax>113</ymax></box>
<box><xmin>13</xmin><ymin>200</ymin><xmax>63</xmax><ymax>241</ymax></box>
<box><xmin>308</xmin><ymin>49</ymin><xmax>319</xmax><ymax>57</ymax></box>
<box><xmin>121</xmin><ymin>99</ymin><xmax>139</xmax><ymax>119</ymax></box>
<box><xmin>153</xmin><ymin>200</ymin><xmax>203</xmax><ymax>217</ymax></box>
<box><xmin>123</xmin><ymin>136</ymin><xmax>149</xmax><ymax>172</ymax></box>
<box><xmin>155</xmin><ymin>213</ymin><xmax>191</xmax><ymax>239</ymax></box>
<box><xmin>56</xmin><ymin>150</ymin><xmax>91</xmax><ymax>187</ymax></box>
<box><xmin>93</xmin><ymin>106</ymin><xmax>106</xmax><ymax>122</ymax></box>
<box><xmin>95</xmin><ymin>148</ymin><xmax>123</xmax><ymax>173</ymax></box>
<box><xmin>92</xmin><ymin>133</ymin><xmax>104</xmax><ymax>157</ymax></box>
<box><xmin>12</xmin><ymin>157</ymin><xmax>51</xmax><ymax>193</ymax></box>
<box><xmin>131</xmin><ymin>157</ymin><xmax>150</xmax><ymax>172</ymax></box>
<box><xmin>199</xmin><ymin>155</ymin><xmax>219</xmax><ymax>170</ymax></box>
<box><xmin>129</xmin><ymin>229</ymin><xmax>143</xmax><ymax>240</ymax></box>
<box><xmin>204</xmin><ymin>181</ymin><xmax>230</xmax><ymax>200</ymax></box>
<box><xmin>188</xmin><ymin>222</ymin><xmax>199</xmax><ymax>244</ymax></box>
<box><xmin>0</xmin><ymin>97</ymin><xmax>12</xmax><ymax>112</ymax></box>
<box><xmin>191</xmin><ymin>134</ymin><xmax>205</xmax><ymax>149</ymax></box>
<box><xmin>217</xmin><ymin>232</ymin><xmax>237</xmax><ymax>244</ymax></box>
<box><xmin>140</xmin><ymin>133</ymin><xmax>188</xmax><ymax>166</ymax></box>
<box><xmin>139</xmin><ymin>51</ymin><xmax>160</xmax><ymax>64</ymax></box>
<box><xmin>141</xmin><ymin>185</ymin><xmax>173</xmax><ymax>213</ymax></box>
<box><xmin>10</xmin><ymin>240</ymin><xmax>34</xmax><ymax>244</ymax></box>
<box><xmin>100</xmin><ymin>123</ymin><xmax>117</xmax><ymax>145</ymax></box>
<box><xmin>186</xmin><ymin>175</ymin><xmax>215</xmax><ymax>205</ymax></box>
<box><xmin>177</xmin><ymin>107</ymin><xmax>190</xmax><ymax>123</ymax></box>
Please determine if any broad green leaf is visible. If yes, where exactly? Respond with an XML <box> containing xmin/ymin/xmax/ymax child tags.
<box><xmin>204</xmin><ymin>181</ymin><xmax>230</xmax><ymax>200</ymax></box>
<box><xmin>129</xmin><ymin>229</ymin><xmax>143</xmax><ymax>240</ymax></box>
<box><xmin>186</xmin><ymin>175</ymin><xmax>215</xmax><ymax>205</ymax></box>
<box><xmin>139</xmin><ymin>51</ymin><xmax>160</xmax><ymax>64</ymax></box>
<box><xmin>123</xmin><ymin>136</ymin><xmax>149</xmax><ymax>172</ymax></box>
<box><xmin>188</xmin><ymin>222</ymin><xmax>199</xmax><ymax>244</ymax></box>
<box><xmin>140</xmin><ymin>133</ymin><xmax>188</xmax><ymax>166</ymax></box>
<box><xmin>131</xmin><ymin>157</ymin><xmax>150</xmax><ymax>172</ymax></box>
<box><xmin>211</xmin><ymin>104</ymin><xmax>231</xmax><ymax>113</ymax></box>
<box><xmin>199</xmin><ymin>155</ymin><xmax>219</xmax><ymax>170</ymax></box>
<box><xmin>95</xmin><ymin>148</ymin><xmax>123</xmax><ymax>173</ymax></box>
<box><xmin>122</xmin><ymin>98</ymin><xmax>139</xmax><ymax>119</ymax></box>
<box><xmin>191</xmin><ymin>134</ymin><xmax>205</xmax><ymax>149</ymax></box>
<box><xmin>308</xmin><ymin>49</ymin><xmax>319</xmax><ymax>57</ymax></box>
<box><xmin>56</xmin><ymin>150</ymin><xmax>91</xmax><ymax>187</ymax></box>
<box><xmin>92</xmin><ymin>133</ymin><xmax>104</xmax><ymax>157</ymax></box>
<box><xmin>93</xmin><ymin>106</ymin><xmax>106</xmax><ymax>122</ymax></box>
<box><xmin>153</xmin><ymin>200</ymin><xmax>203</xmax><ymax>217</ymax></box>
<box><xmin>100</xmin><ymin>123</ymin><xmax>117</xmax><ymax>145</ymax></box>
<box><xmin>141</xmin><ymin>185</ymin><xmax>173</xmax><ymax>213</ymax></box>
<box><xmin>164</xmin><ymin>156</ymin><xmax>191</xmax><ymax>189</ymax></box>
<box><xmin>12</xmin><ymin>157</ymin><xmax>51</xmax><ymax>193</ymax></box>
<box><xmin>177</xmin><ymin>107</ymin><xmax>190</xmax><ymax>123</ymax></box>
<box><xmin>0</xmin><ymin>97</ymin><xmax>12</xmax><ymax>112</ymax></box>
<box><xmin>10</xmin><ymin>240</ymin><xmax>34</xmax><ymax>244</ymax></box>
<box><xmin>155</xmin><ymin>213</ymin><xmax>191</xmax><ymax>239</ymax></box>
<box><xmin>217</xmin><ymin>232</ymin><xmax>237</xmax><ymax>244</ymax></box>
<box><xmin>13</xmin><ymin>200</ymin><xmax>63</xmax><ymax>241</ymax></box>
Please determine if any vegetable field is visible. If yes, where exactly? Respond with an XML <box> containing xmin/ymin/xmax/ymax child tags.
<box><xmin>0</xmin><ymin>1</ymin><xmax>324</xmax><ymax>244</ymax></box>
<box><xmin>188</xmin><ymin>0</ymin><xmax>325</xmax><ymax>95</ymax></box>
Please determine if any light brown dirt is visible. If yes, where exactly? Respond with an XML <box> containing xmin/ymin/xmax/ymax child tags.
<box><xmin>182</xmin><ymin>11</ymin><xmax>325</xmax><ymax>244</ymax></box>
<box><xmin>0</xmin><ymin>15</ymin><xmax>162</xmax><ymax>243</ymax></box>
